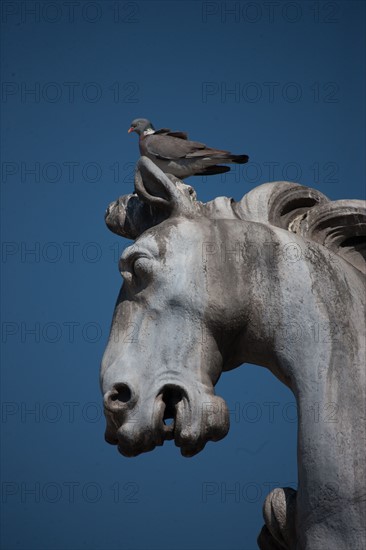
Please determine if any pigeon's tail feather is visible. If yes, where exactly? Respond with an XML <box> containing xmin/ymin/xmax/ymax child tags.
<box><xmin>194</xmin><ymin>165</ymin><xmax>231</xmax><ymax>176</ymax></box>
<box><xmin>188</xmin><ymin>149</ymin><xmax>249</xmax><ymax>165</ymax></box>
<box><xmin>229</xmin><ymin>154</ymin><xmax>249</xmax><ymax>164</ymax></box>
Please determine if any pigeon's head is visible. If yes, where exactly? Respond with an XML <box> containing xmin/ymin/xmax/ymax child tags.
<box><xmin>128</xmin><ymin>118</ymin><xmax>155</xmax><ymax>136</ymax></box>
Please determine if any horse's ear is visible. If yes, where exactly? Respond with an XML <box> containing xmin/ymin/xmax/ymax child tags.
<box><xmin>105</xmin><ymin>158</ymin><xmax>197</xmax><ymax>239</ymax></box>
<box><xmin>134</xmin><ymin>156</ymin><xmax>195</xmax><ymax>215</ymax></box>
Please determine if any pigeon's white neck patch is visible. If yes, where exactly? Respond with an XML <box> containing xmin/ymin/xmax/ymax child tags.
<box><xmin>143</xmin><ymin>128</ymin><xmax>155</xmax><ymax>136</ymax></box>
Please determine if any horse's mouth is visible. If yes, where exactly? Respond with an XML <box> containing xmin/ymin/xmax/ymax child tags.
<box><xmin>160</xmin><ymin>420</ymin><xmax>207</xmax><ymax>457</ymax></box>
<box><xmin>161</xmin><ymin>413</ymin><xmax>206</xmax><ymax>457</ymax></box>
<box><xmin>162</xmin><ymin>418</ymin><xmax>175</xmax><ymax>440</ymax></box>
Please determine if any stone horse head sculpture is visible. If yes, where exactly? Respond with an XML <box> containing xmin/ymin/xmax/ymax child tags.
<box><xmin>101</xmin><ymin>157</ymin><xmax>366</xmax><ymax>549</ymax></box>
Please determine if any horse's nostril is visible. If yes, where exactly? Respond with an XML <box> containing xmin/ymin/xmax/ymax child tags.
<box><xmin>161</xmin><ymin>385</ymin><xmax>184</xmax><ymax>422</ymax></box>
<box><xmin>111</xmin><ymin>383</ymin><xmax>132</xmax><ymax>403</ymax></box>
<box><xmin>104</xmin><ymin>383</ymin><xmax>132</xmax><ymax>411</ymax></box>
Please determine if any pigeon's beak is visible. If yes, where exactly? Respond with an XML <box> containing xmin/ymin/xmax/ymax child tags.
<box><xmin>128</xmin><ymin>127</ymin><xmax>135</xmax><ymax>133</ymax></box>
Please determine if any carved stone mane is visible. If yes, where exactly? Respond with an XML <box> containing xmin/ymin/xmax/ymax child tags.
<box><xmin>237</xmin><ymin>181</ymin><xmax>366</xmax><ymax>274</ymax></box>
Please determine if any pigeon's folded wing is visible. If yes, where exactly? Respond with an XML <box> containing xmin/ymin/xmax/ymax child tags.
<box><xmin>154</xmin><ymin>129</ymin><xmax>189</xmax><ymax>140</ymax></box>
<box><xmin>167</xmin><ymin>131</ymin><xmax>189</xmax><ymax>140</ymax></box>
<box><xmin>144</xmin><ymin>135</ymin><xmax>206</xmax><ymax>160</ymax></box>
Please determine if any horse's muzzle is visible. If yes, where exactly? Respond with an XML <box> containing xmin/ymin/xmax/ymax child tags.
<box><xmin>103</xmin><ymin>382</ymin><xmax>230</xmax><ymax>457</ymax></box>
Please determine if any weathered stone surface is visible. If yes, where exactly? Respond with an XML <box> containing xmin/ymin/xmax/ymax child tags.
<box><xmin>101</xmin><ymin>157</ymin><xmax>366</xmax><ymax>549</ymax></box>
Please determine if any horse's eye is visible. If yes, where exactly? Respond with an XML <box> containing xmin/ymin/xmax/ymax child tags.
<box><xmin>119</xmin><ymin>250</ymin><xmax>156</xmax><ymax>283</ymax></box>
<box><xmin>132</xmin><ymin>257</ymin><xmax>153</xmax><ymax>278</ymax></box>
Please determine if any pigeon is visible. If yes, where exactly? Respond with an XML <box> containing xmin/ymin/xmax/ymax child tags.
<box><xmin>128</xmin><ymin>118</ymin><xmax>249</xmax><ymax>179</ymax></box>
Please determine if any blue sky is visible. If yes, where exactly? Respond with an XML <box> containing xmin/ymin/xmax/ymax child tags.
<box><xmin>1</xmin><ymin>1</ymin><xmax>365</xmax><ymax>549</ymax></box>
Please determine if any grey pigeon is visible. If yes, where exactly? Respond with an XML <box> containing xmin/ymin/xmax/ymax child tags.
<box><xmin>128</xmin><ymin>118</ymin><xmax>249</xmax><ymax>179</ymax></box>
